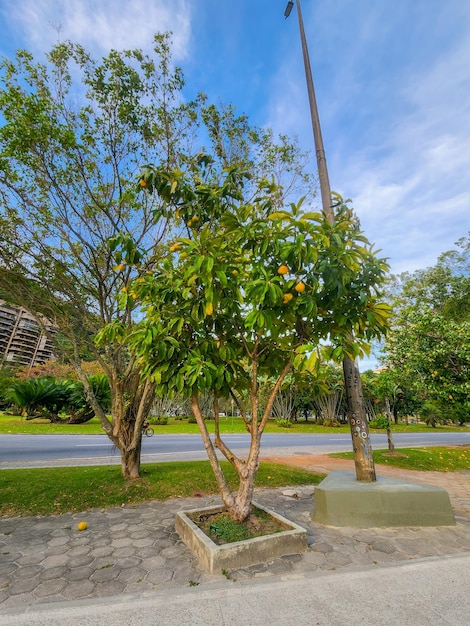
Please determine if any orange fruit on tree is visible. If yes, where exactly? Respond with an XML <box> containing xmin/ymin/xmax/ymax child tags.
<box><xmin>278</xmin><ymin>265</ymin><xmax>289</xmax><ymax>275</ymax></box>
<box><xmin>283</xmin><ymin>293</ymin><xmax>293</xmax><ymax>304</ymax></box>
<box><xmin>295</xmin><ymin>282</ymin><xmax>305</xmax><ymax>293</ymax></box>
<box><xmin>139</xmin><ymin>179</ymin><xmax>147</xmax><ymax>188</ymax></box>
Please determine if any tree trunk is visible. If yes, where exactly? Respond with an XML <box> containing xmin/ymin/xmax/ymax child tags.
<box><xmin>229</xmin><ymin>463</ymin><xmax>258</xmax><ymax>522</ymax></box>
<box><xmin>384</xmin><ymin>396</ymin><xmax>395</xmax><ymax>454</ymax></box>
<box><xmin>120</xmin><ymin>440</ymin><xmax>142</xmax><ymax>479</ymax></box>
<box><xmin>342</xmin><ymin>356</ymin><xmax>376</xmax><ymax>482</ymax></box>
<box><xmin>105</xmin><ymin>373</ymin><xmax>155</xmax><ymax>480</ymax></box>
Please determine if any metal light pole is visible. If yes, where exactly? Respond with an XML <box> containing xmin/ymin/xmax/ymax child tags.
<box><xmin>285</xmin><ymin>0</ymin><xmax>376</xmax><ymax>481</ymax></box>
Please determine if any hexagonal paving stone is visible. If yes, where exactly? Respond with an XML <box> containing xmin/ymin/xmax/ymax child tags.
<box><xmin>115</xmin><ymin>557</ymin><xmax>141</xmax><ymax>569</ymax></box>
<box><xmin>67</xmin><ymin>554</ymin><xmax>94</xmax><ymax>568</ymax></box>
<box><xmin>160</xmin><ymin>545</ymin><xmax>187</xmax><ymax>558</ymax></box>
<box><xmin>111</xmin><ymin>537</ymin><xmax>133</xmax><ymax>548</ymax></box>
<box><xmin>16</xmin><ymin>552</ymin><xmax>46</xmax><ymax>566</ymax></box>
<box><xmin>91</xmin><ymin>566</ymin><xmax>121</xmax><ymax>583</ymax></box>
<box><xmin>0</xmin><ymin>562</ymin><xmax>19</xmax><ymax>576</ymax></box>
<box><xmin>8</xmin><ymin>576</ymin><xmax>40</xmax><ymax>595</ymax></box>
<box><xmin>91</xmin><ymin>579</ymin><xmax>126</xmax><ymax>597</ymax></box>
<box><xmin>112</xmin><ymin>546</ymin><xmax>136</xmax><ymax>558</ymax></box>
<box><xmin>14</xmin><ymin>564</ymin><xmax>43</xmax><ymax>579</ymax></box>
<box><xmin>0</xmin><ymin>553</ymin><xmax>22</xmax><ymax>565</ymax></box>
<box><xmin>61</xmin><ymin>579</ymin><xmax>95</xmax><ymax>600</ymax></box>
<box><xmin>34</xmin><ymin>578</ymin><xmax>68</xmax><ymax>598</ymax></box>
<box><xmin>89</xmin><ymin>537</ymin><xmax>112</xmax><ymax>548</ymax></box>
<box><xmin>118</xmin><ymin>566</ymin><xmax>147</xmax><ymax>583</ymax></box>
<box><xmin>41</xmin><ymin>566</ymin><xmax>68</xmax><ymax>581</ymax></box>
<box><xmin>145</xmin><ymin>568</ymin><xmax>173</xmax><ymax>585</ymax></box>
<box><xmin>132</xmin><ymin>537</ymin><xmax>154</xmax><ymax>548</ymax></box>
<box><xmin>41</xmin><ymin>554</ymin><xmax>69</xmax><ymax>568</ymax></box>
<box><xmin>64</xmin><ymin>566</ymin><xmax>95</xmax><ymax>582</ymax></box>
<box><xmin>47</xmin><ymin>537</ymin><xmax>70</xmax><ymax>548</ymax></box>
<box><xmin>67</xmin><ymin>545</ymin><xmax>91</xmax><ymax>557</ymax></box>
<box><xmin>140</xmin><ymin>555</ymin><xmax>166</xmax><ymax>570</ymax></box>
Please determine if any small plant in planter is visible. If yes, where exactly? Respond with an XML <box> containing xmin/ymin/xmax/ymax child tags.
<box><xmin>191</xmin><ymin>505</ymin><xmax>287</xmax><ymax>545</ymax></box>
<box><xmin>127</xmin><ymin>156</ymin><xmax>389</xmax><ymax>529</ymax></box>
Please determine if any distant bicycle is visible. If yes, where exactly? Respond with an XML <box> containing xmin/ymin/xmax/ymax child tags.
<box><xmin>142</xmin><ymin>423</ymin><xmax>154</xmax><ymax>437</ymax></box>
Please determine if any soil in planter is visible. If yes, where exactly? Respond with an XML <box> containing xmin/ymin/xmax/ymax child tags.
<box><xmin>189</xmin><ymin>506</ymin><xmax>290</xmax><ymax>545</ymax></box>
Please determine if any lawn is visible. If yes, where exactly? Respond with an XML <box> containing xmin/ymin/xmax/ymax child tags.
<box><xmin>0</xmin><ymin>460</ymin><xmax>324</xmax><ymax>518</ymax></box>
<box><xmin>331</xmin><ymin>446</ymin><xmax>470</xmax><ymax>472</ymax></box>
<box><xmin>0</xmin><ymin>411</ymin><xmax>464</xmax><ymax>435</ymax></box>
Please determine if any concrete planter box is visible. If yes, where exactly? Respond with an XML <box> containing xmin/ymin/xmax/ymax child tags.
<box><xmin>175</xmin><ymin>501</ymin><xmax>307</xmax><ymax>573</ymax></box>
<box><xmin>313</xmin><ymin>470</ymin><xmax>455</xmax><ymax>527</ymax></box>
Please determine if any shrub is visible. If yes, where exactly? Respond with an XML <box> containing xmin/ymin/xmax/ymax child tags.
<box><xmin>152</xmin><ymin>416</ymin><xmax>168</xmax><ymax>425</ymax></box>
<box><xmin>369</xmin><ymin>415</ymin><xmax>390</xmax><ymax>429</ymax></box>
<box><xmin>275</xmin><ymin>419</ymin><xmax>292</xmax><ymax>428</ymax></box>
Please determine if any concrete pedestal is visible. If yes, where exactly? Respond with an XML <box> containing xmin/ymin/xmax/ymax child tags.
<box><xmin>313</xmin><ymin>470</ymin><xmax>455</xmax><ymax>527</ymax></box>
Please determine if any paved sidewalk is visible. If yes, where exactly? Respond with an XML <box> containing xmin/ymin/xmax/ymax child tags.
<box><xmin>1</xmin><ymin>456</ymin><xmax>470</xmax><ymax>623</ymax></box>
<box><xmin>2</xmin><ymin>554</ymin><xmax>470</xmax><ymax>625</ymax></box>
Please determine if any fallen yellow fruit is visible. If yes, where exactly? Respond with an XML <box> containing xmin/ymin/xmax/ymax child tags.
<box><xmin>77</xmin><ymin>522</ymin><xmax>88</xmax><ymax>531</ymax></box>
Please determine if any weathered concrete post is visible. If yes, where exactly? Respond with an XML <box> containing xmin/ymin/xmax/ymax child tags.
<box><xmin>287</xmin><ymin>0</ymin><xmax>376</xmax><ymax>481</ymax></box>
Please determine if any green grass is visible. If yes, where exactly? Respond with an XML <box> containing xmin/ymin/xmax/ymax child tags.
<box><xmin>0</xmin><ymin>460</ymin><xmax>324</xmax><ymax>518</ymax></box>
<box><xmin>0</xmin><ymin>414</ymin><xmax>106</xmax><ymax>435</ymax></box>
<box><xmin>0</xmin><ymin>411</ymin><xmax>465</xmax><ymax>435</ymax></box>
<box><xmin>331</xmin><ymin>446</ymin><xmax>470</xmax><ymax>472</ymax></box>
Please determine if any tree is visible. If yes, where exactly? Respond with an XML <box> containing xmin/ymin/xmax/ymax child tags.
<box><xmin>0</xmin><ymin>35</ymin><xmax>195</xmax><ymax>477</ymax></box>
<box><xmin>125</xmin><ymin>158</ymin><xmax>390</xmax><ymax>522</ymax></box>
<box><xmin>383</xmin><ymin>236</ymin><xmax>470</xmax><ymax>425</ymax></box>
<box><xmin>0</xmin><ymin>36</ymin><xmax>317</xmax><ymax>479</ymax></box>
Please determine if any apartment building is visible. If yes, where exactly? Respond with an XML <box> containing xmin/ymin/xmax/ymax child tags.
<box><xmin>0</xmin><ymin>301</ymin><xmax>56</xmax><ymax>369</ymax></box>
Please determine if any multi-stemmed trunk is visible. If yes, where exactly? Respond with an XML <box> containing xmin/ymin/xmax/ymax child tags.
<box><xmin>80</xmin><ymin>367</ymin><xmax>155</xmax><ymax>480</ymax></box>
<box><xmin>190</xmin><ymin>361</ymin><xmax>291</xmax><ymax>523</ymax></box>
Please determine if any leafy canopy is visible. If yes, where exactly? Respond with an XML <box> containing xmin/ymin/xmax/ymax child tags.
<box><xmin>123</xmin><ymin>156</ymin><xmax>390</xmax><ymax>404</ymax></box>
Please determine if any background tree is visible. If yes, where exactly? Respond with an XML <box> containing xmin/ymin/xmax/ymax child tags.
<box><xmin>125</xmin><ymin>158</ymin><xmax>390</xmax><ymax>522</ymax></box>
<box><xmin>383</xmin><ymin>235</ymin><xmax>470</xmax><ymax>425</ymax></box>
<box><xmin>0</xmin><ymin>35</ymin><xmax>199</xmax><ymax>478</ymax></box>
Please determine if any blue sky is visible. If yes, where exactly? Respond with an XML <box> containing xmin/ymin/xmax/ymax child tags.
<box><xmin>1</xmin><ymin>0</ymin><xmax>468</xmax><ymax>276</ymax></box>
<box><xmin>1</xmin><ymin>1</ymin><xmax>469</xmax><ymax>371</ymax></box>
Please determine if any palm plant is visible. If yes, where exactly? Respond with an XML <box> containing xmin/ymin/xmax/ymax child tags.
<box><xmin>5</xmin><ymin>377</ymin><xmax>70</xmax><ymax>418</ymax></box>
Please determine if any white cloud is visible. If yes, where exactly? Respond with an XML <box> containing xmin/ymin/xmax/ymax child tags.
<box><xmin>346</xmin><ymin>32</ymin><xmax>470</xmax><ymax>274</ymax></box>
<box><xmin>268</xmin><ymin>3</ymin><xmax>470</xmax><ymax>275</ymax></box>
<box><xmin>1</xmin><ymin>0</ymin><xmax>192</xmax><ymax>59</ymax></box>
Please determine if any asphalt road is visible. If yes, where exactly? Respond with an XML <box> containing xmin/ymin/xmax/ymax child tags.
<box><xmin>1</xmin><ymin>430</ymin><xmax>469</xmax><ymax>468</ymax></box>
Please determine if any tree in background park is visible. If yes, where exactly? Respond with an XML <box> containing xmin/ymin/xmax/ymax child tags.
<box><xmin>0</xmin><ymin>34</ymin><xmax>196</xmax><ymax>477</ymax></box>
<box><xmin>123</xmin><ymin>156</ymin><xmax>390</xmax><ymax>522</ymax></box>
<box><xmin>383</xmin><ymin>235</ymin><xmax>470</xmax><ymax>425</ymax></box>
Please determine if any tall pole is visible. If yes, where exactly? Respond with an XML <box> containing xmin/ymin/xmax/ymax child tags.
<box><xmin>285</xmin><ymin>0</ymin><xmax>376</xmax><ymax>481</ymax></box>
<box><xmin>294</xmin><ymin>0</ymin><xmax>332</xmax><ymax>221</ymax></box>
